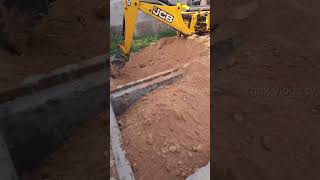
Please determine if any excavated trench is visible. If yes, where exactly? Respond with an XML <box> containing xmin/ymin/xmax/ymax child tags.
<box><xmin>110</xmin><ymin>36</ymin><xmax>211</xmax><ymax>180</ymax></box>
<box><xmin>0</xmin><ymin>55</ymin><xmax>107</xmax><ymax>179</ymax></box>
<box><xmin>110</xmin><ymin>68</ymin><xmax>184</xmax><ymax>180</ymax></box>
<box><xmin>110</xmin><ymin>65</ymin><xmax>210</xmax><ymax>180</ymax></box>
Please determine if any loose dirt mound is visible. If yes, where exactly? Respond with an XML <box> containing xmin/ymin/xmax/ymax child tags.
<box><xmin>213</xmin><ymin>0</ymin><xmax>320</xmax><ymax>179</ymax></box>
<box><xmin>117</xmin><ymin>36</ymin><xmax>210</xmax><ymax>180</ymax></box>
<box><xmin>21</xmin><ymin>113</ymin><xmax>107</xmax><ymax>180</ymax></box>
<box><xmin>0</xmin><ymin>0</ymin><xmax>106</xmax><ymax>91</ymax></box>
<box><xmin>110</xmin><ymin>36</ymin><xmax>210</xmax><ymax>90</ymax></box>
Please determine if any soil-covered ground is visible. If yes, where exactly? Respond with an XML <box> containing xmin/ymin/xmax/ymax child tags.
<box><xmin>20</xmin><ymin>113</ymin><xmax>107</xmax><ymax>180</ymax></box>
<box><xmin>110</xmin><ymin>36</ymin><xmax>210</xmax><ymax>90</ymax></box>
<box><xmin>213</xmin><ymin>0</ymin><xmax>320</xmax><ymax>179</ymax></box>
<box><xmin>111</xmin><ymin>36</ymin><xmax>210</xmax><ymax>180</ymax></box>
<box><xmin>0</xmin><ymin>0</ymin><xmax>107</xmax><ymax>91</ymax></box>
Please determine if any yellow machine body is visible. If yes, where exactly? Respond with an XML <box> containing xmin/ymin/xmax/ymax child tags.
<box><xmin>119</xmin><ymin>0</ymin><xmax>210</xmax><ymax>56</ymax></box>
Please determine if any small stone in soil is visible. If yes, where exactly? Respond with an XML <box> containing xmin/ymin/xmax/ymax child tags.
<box><xmin>174</xmin><ymin>169</ymin><xmax>181</xmax><ymax>176</ymax></box>
<box><xmin>132</xmin><ymin>163</ymin><xmax>138</xmax><ymax>172</ymax></box>
<box><xmin>178</xmin><ymin>160</ymin><xmax>183</xmax><ymax>165</ymax></box>
<box><xmin>166</xmin><ymin>163</ymin><xmax>171</xmax><ymax>171</ymax></box>
<box><xmin>192</xmin><ymin>144</ymin><xmax>203</xmax><ymax>152</ymax></box>
<box><xmin>147</xmin><ymin>133</ymin><xmax>153</xmax><ymax>138</ymax></box>
<box><xmin>176</xmin><ymin>144</ymin><xmax>181</xmax><ymax>152</ymax></box>
<box><xmin>146</xmin><ymin>134</ymin><xmax>154</xmax><ymax>145</ymax></box>
<box><xmin>161</xmin><ymin>147</ymin><xmax>168</xmax><ymax>154</ymax></box>
<box><xmin>143</xmin><ymin>120</ymin><xmax>152</xmax><ymax>126</ymax></box>
<box><xmin>181</xmin><ymin>171</ymin><xmax>187</xmax><ymax>177</ymax></box>
<box><xmin>169</xmin><ymin>145</ymin><xmax>177</xmax><ymax>152</ymax></box>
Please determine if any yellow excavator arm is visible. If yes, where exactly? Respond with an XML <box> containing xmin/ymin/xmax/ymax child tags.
<box><xmin>111</xmin><ymin>0</ymin><xmax>210</xmax><ymax>71</ymax></box>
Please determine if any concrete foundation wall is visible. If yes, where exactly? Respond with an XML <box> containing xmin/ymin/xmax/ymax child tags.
<box><xmin>0</xmin><ymin>56</ymin><xmax>108</xmax><ymax>173</ymax></box>
<box><xmin>0</xmin><ymin>134</ymin><xmax>18</xmax><ymax>180</ymax></box>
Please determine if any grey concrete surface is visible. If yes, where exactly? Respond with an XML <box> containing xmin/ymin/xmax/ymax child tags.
<box><xmin>186</xmin><ymin>162</ymin><xmax>210</xmax><ymax>180</ymax></box>
<box><xmin>0</xmin><ymin>134</ymin><xmax>18</xmax><ymax>180</ymax></box>
<box><xmin>110</xmin><ymin>147</ymin><xmax>119</xmax><ymax>180</ymax></box>
<box><xmin>110</xmin><ymin>104</ymin><xmax>135</xmax><ymax>180</ymax></box>
<box><xmin>0</xmin><ymin>67</ymin><xmax>107</xmax><ymax>172</ymax></box>
<box><xmin>111</xmin><ymin>68</ymin><xmax>183</xmax><ymax>116</ymax></box>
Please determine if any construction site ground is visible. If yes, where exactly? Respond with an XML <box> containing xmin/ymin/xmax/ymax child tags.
<box><xmin>213</xmin><ymin>0</ymin><xmax>320</xmax><ymax>179</ymax></box>
<box><xmin>111</xmin><ymin>36</ymin><xmax>210</xmax><ymax>180</ymax></box>
<box><xmin>20</xmin><ymin>113</ymin><xmax>107</xmax><ymax>180</ymax></box>
<box><xmin>0</xmin><ymin>0</ymin><xmax>107</xmax><ymax>179</ymax></box>
<box><xmin>0</xmin><ymin>0</ymin><xmax>106</xmax><ymax>91</ymax></box>
<box><xmin>110</xmin><ymin>36</ymin><xmax>210</xmax><ymax>90</ymax></box>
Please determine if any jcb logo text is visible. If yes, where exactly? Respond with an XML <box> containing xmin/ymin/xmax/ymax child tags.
<box><xmin>152</xmin><ymin>7</ymin><xmax>174</xmax><ymax>23</ymax></box>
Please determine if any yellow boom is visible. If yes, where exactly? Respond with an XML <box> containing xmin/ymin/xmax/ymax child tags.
<box><xmin>111</xmin><ymin>0</ymin><xmax>210</xmax><ymax>71</ymax></box>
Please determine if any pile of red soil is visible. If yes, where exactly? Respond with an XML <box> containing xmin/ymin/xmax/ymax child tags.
<box><xmin>110</xmin><ymin>36</ymin><xmax>210</xmax><ymax>90</ymax></box>
<box><xmin>21</xmin><ymin>113</ymin><xmax>107</xmax><ymax>180</ymax></box>
<box><xmin>116</xmin><ymin>36</ymin><xmax>210</xmax><ymax>180</ymax></box>
<box><xmin>213</xmin><ymin>0</ymin><xmax>320</xmax><ymax>179</ymax></box>
<box><xmin>0</xmin><ymin>0</ymin><xmax>106</xmax><ymax>91</ymax></box>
